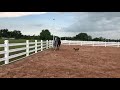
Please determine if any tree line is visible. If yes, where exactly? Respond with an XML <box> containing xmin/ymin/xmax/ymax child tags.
<box><xmin>0</xmin><ymin>29</ymin><xmax>22</xmax><ymax>39</ymax></box>
<box><xmin>61</xmin><ymin>33</ymin><xmax>120</xmax><ymax>42</ymax></box>
<box><xmin>0</xmin><ymin>29</ymin><xmax>120</xmax><ymax>42</ymax></box>
<box><xmin>0</xmin><ymin>29</ymin><xmax>52</xmax><ymax>40</ymax></box>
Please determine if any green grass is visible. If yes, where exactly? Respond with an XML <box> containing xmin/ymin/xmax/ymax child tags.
<box><xmin>0</xmin><ymin>39</ymin><xmax>43</xmax><ymax>65</ymax></box>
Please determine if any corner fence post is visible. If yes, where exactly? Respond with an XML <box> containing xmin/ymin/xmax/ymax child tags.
<box><xmin>35</xmin><ymin>40</ymin><xmax>37</xmax><ymax>53</ymax></box>
<box><xmin>4</xmin><ymin>40</ymin><xmax>9</xmax><ymax>64</ymax></box>
<box><xmin>26</xmin><ymin>40</ymin><xmax>29</xmax><ymax>56</ymax></box>
<box><xmin>41</xmin><ymin>40</ymin><xmax>43</xmax><ymax>51</ymax></box>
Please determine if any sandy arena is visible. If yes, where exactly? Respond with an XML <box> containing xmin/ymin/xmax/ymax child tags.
<box><xmin>0</xmin><ymin>45</ymin><xmax>120</xmax><ymax>78</ymax></box>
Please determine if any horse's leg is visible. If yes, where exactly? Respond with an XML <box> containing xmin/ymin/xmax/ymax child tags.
<box><xmin>55</xmin><ymin>44</ymin><xmax>57</xmax><ymax>51</ymax></box>
<box><xmin>57</xmin><ymin>44</ymin><xmax>59</xmax><ymax>50</ymax></box>
<box><xmin>53</xmin><ymin>45</ymin><xmax>56</xmax><ymax>51</ymax></box>
<box><xmin>57</xmin><ymin>43</ymin><xmax>59</xmax><ymax>50</ymax></box>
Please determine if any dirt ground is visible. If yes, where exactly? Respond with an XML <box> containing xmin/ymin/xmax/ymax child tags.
<box><xmin>0</xmin><ymin>45</ymin><xmax>120</xmax><ymax>78</ymax></box>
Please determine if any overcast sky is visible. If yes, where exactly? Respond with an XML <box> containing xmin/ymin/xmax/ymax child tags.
<box><xmin>0</xmin><ymin>12</ymin><xmax>120</xmax><ymax>39</ymax></box>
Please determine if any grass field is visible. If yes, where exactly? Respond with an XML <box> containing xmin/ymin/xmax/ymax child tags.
<box><xmin>0</xmin><ymin>39</ymin><xmax>42</xmax><ymax>65</ymax></box>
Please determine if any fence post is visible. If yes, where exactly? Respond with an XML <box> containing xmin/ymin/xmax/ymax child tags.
<box><xmin>81</xmin><ymin>41</ymin><xmax>82</xmax><ymax>46</ymax></box>
<box><xmin>4</xmin><ymin>40</ymin><xmax>9</xmax><ymax>64</ymax></box>
<box><xmin>69</xmin><ymin>41</ymin><xmax>70</xmax><ymax>45</ymax></box>
<box><xmin>118</xmin><ymin>42</ymin><xmax>119</xmax><ymax>47</ymax></box>
<box><xmin>98</xmin><ymin>41</ymin><xmax>99</xmax><ymax>45</ymax></box>
<box><xmin>46</xmin><ymin>40</ymin><xmax>48</xmax><ymax>49</ymax></box>
<box><xmin>50</xmin><ymin>40</ymin><xmax>52</xmax><ymax>48</ymax></box>
<box><xmin>49</xmin><ymin>40</ymin><xmax>51</xmax><ymax>48</ymax></box>
<box><xmin>35</xmin><ymin>40</ymin><xmax>37</xmax><ymax>53</ymax></box>
<box><xmin>105</xmin><ymin>41</ymin><xmax>106</xmax><ymax>47</ymax></box>
<box><xmin>26</xmin><ymin>40</ymin><xmax>29</xmax><ymax>56</ymax></box>
<box><xmin>52</xmin><ymin>40</ymin><xmax>54</xmax><ymax>48</ymax></box>
<box><xmin>41</xmin><ymin>40</ymin><xmax>43</xmax><ymax>51</ymax></box>
<box><xmin>48</xmin><ymin>40</ymin><xmax>50</xmax><ymax>48</ymax></box>
<box><xmin>93</xmin><ymin>41</ymin><xmax>94</xmax><ymax>46</ymax></box>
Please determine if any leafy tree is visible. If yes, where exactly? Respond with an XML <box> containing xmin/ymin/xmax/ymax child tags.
<box><xmin>0</xmin><ymin>29</ymin><xmax>9</xmax><ymax>38</ymax></box>
<box><xmin>92</xmin><ymin>37</ymin><xmax>100</xmax><ymax>41</ymax></box>
<box><xmin>88</xmin><ymin>35</ymin><xmax>92</xmax><ymax>41</ymax></box>
<box><xmin>39</xmin><ymin>29</ymin><xmax>52</xmax><ymax>40</ymax></box>
<box><xmin>92</xmin><ymin>37</ymin><xmax>106</xmax><ymax>41</ymax></box>
<box><xmin>74</xmin><ymin>33</ymin><xmax>91</xmax><ymax>41</ymax></box>
<box><xmin>12</xmin><ymin>30</ymin><xmax>22</xmax><ymax>39</ymax></box>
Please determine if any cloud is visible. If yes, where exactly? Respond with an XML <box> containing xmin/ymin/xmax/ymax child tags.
<box><xmin>69</xmin><ymin>12</ymin><xmax>120</xmax><ymax>32</ymax></box>
<box><xmin>62</xmin><ymin>12</ymin><xmax>120</xmax><ymax>39</ymax></box>
<box><xmin>31</xmin><ymin>24</ymin><xmax>43</xmax><ymax>27</ymax></box>
<box><xmin>0</xmin><ymin>12</ymin><xmax>47</xmax><ymax>18</ymax></box>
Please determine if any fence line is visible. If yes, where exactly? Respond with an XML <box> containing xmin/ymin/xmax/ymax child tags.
<box><xmin>1</xmin><ymin>40</ymin><xmax>119</xmax><ymax>65</ymax></box>
<box><xmin>0</xmin><ymin>40</ymin><xmax>53</xmax><ymax>65</ymax></box>
<box><xmin>61</xmin><ymin>40</ymin><xmax>120</xmax><ymax>47</ymax></box>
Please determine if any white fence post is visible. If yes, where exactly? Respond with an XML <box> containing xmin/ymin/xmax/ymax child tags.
<box><xmin>98</xmin><ymin>41</ymin><xmax>99</xmax><ymax>45</ymax></box>
<box><xmin>105</xmin><ymin>41</ymin><xmax>106</xmax><ymax>47</ymax></box>
<box><xmin>50</xmin><ymin>40</ymin><xmax>51</xmax><ymax>48</ymax></box>
<box><xmin>49</xmin><ymin>40</ymin><xmax>51</xmax><ymax>48</ymax></box>
<box><xmin>81</xmin><ymin>41</ymin><xmax>82</xmax><ymax>46</ymax></box>
<box><xmin>46</xmin><ymin>40</ymin><xmax>48</xmax><ymax>49</ymax></box>
<box><xmin>4</xmin><ymin>40</ymin><xmax>9</xmax><ymax>64</ymax></box>
<box><xmin>51</xmin><ymin>40</ymin><xmax>54</xmax><ymax>48</ymax></box>
<box><xmin>26</xmin><ymin>40</ymin><xmax>29</xmax><ymax>56</ymax></box>
<box><xmin>118</xmin><ymin>42</ymin><xmax>119</xmax><ymax>47</ymax></box>
<box><xmin>35</xmin><ymin>40</ymin><xmax>37</xmax><ymax>53</ymax></box>
<box><xmin>93</xmin><ymin>41</ymin><xmax>94</xmax><ymax>46</ymax></box>
<box><xmin>52</xmin><ymin>40</ymin><xmax>54</xmax><ymax>48</ymax></box>
<box><xmin>48</xmin><ymin>40</ymin><xmax>50</xmax><ymax>48</ymax></box>
<box><xmin>41</xmin><ymin>40</ymin><xmax>43</xmax><ymax>51</ymax></box>
<box><xmin>69</xmin><ymin>41</ymin><xmax>70</xmax><ymax>45</ymax></box>
<box><xmin>48</xmin><ymin>40</ymin><xmax>49</xmax><ymax>48</ymax></box>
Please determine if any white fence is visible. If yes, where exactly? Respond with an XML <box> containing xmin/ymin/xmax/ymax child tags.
<box><xmin>1</xmin><ymin>40</ymin><xmax>119</xmax><ymax>65</ymax></box>
<box><xmin>61</xmin><ymin>40</ymin><xmax>120</xmax><ymax>47</ymax></box>
<box><xmin>0</xmin><ymin>40</ymin><xmax>53</xmax><ymax>65</ymax></box>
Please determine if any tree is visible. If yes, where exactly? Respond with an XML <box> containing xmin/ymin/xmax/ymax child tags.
<box><xmin>12</xmin><ymin>30</ymin><xmax>22</xmax><ymax>39</ymax></box>
<box><xmin>0</xmin><ymin>29</ymin><xmax>9</xmax><ymax>38</ymax></box>
<box><xmin>92</xmin><ymin>37</ymin><xmax>100</xmax><ymax>41</ymax></box>
<box><xmin>88</xmin><ymin>35</ymin><xmax>92</xmax><ymax>41</ymax></box>
<box><xmin>39</xmin><ymin>29</ymin><xmax>52</xmax><ymax>40</ymax></box>
<box><xmin>92</xmin><ymin>37</ymin><xmax>106</xmax><ymax>41</ymax></box>
<box><xmin>74</xmin><ymin>33</ymin><xmax>91</xmax><ymax>41</ymax></box>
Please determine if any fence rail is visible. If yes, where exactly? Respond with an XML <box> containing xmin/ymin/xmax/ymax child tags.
<box><xmin>61</xmin><ymin>40</ymin><xmax>120</xmax><ymax>47</ymax></box>
<box><xmin>9</xmin><ymin>47</ymin><xmax>26</xmax><ymax>53</ymax></box>
<box><xmin>0</xmin><ymin>44</ymin><xmax>5</xmax><ymax>47</ymax></box>
<box><xmin>0</xmin><ymin>40</ymin><xmax>53</xmax><ymax>65</ymax></box>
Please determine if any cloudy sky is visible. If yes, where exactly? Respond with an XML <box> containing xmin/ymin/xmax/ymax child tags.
<box><xmin>0</xmin><ymin>12</ymin><xmax>120</xmax><ymax>39</ymax></box>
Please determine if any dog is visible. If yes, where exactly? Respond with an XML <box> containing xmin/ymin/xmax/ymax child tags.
<box><xmin>73</xmin><ymin>48</ymin><xmax>79</xmax><ymax>51</ymax></box>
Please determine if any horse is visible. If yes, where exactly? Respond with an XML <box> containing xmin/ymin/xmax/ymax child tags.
<box><xmin>53</xmin><ymin>37</ymin><xmax>61</xmax><ymax>51</ymax></box>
